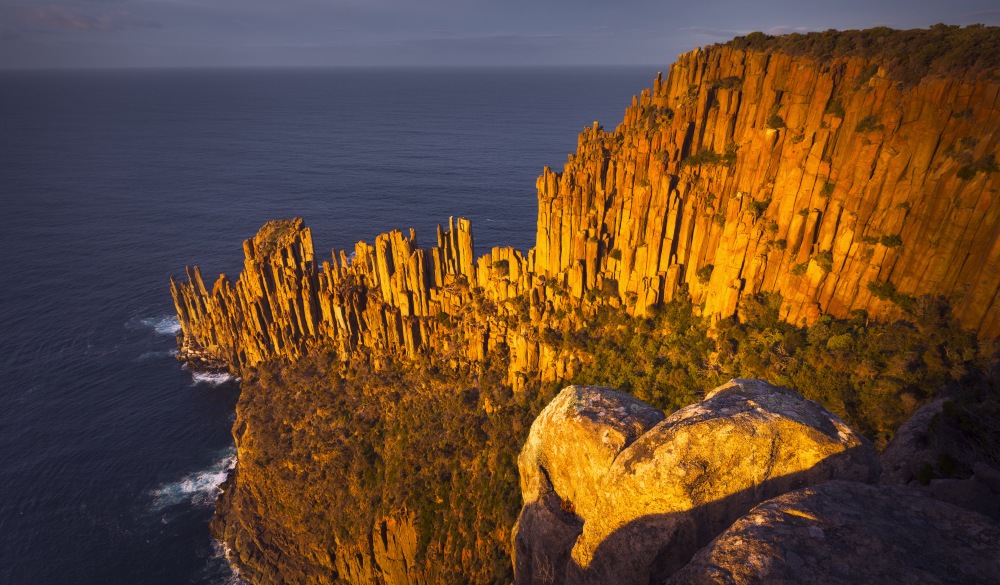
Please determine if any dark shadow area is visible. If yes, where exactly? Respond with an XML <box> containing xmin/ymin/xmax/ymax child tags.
<box><xmin>514</xmin><ymin>446</ymin><xmax>876</xmax><ymax>585</ymax></box>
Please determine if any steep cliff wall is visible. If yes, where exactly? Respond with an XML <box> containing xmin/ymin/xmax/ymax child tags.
<box><xmin>532</xmin><ymin>46</ymin><xmax>1000</xmax><ymax>336</ymax></box>
<box><xmin>173</xmin><ymin>38</ymin><xmax>1000</xmax><ymax>389</ymax></box>
<box><xmin>169</xmin><ymin>27</ymin><xmax>1000</xmax><ymax>585</ymax></box>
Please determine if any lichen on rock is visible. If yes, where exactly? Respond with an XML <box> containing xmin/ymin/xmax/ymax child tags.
<box><xmin>513</xmin><ymin>379</ymin><xmax>880</xmax><ymax>585</ymax></box>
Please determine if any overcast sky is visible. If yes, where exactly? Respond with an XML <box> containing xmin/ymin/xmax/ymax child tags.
<box><xmin>1</xmin><ymin>0</ymin><xmax>998</xmax><ymax>68</ymax></box>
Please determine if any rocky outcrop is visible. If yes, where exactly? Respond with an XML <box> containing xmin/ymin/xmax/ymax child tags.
<box><xmin>512</xmin><ymin>380</ymin><xmax>879</xmax><ymax>585</ymax></box>
<box><xmin>666</xmin><ymin>480</ymin><xmax>1000</xmax><ymax>585</ymax></box>
<box><xmin>879</xmin><ymin>398</ymin><xmax>1000</xmax><ymax>520</ymax></box>
<box><xmin>172</xmin><ymin>31</ymin><xmax>1000</xmax><ymax>390</ymax></box>
<box><xmin>532</xmin><ymin>44</ymin><xmax>1000</xmax><ymax>336</ymax></box>
<box><xmin>878</xmin><ymin>398</ymin><xmax>947</xmax><ymax>484</ymax></box>
<box><xmin>168</xmin><ymin>27</ymin><xmax>1000</xmax><ymax>585</ymax></box>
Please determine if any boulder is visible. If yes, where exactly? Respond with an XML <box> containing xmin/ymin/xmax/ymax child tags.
<box><xmin>513</xmin><ymin>379</ymin><xmax>880</xmax><ymax>585</ymax></box>
<box><xmin>666</xmin><ymin>480</ymin><xmax>1000</xmax><ymax>585</ymax></box>
<box><xmin>879</xmin><ymin>398</ymin><xmax>946</xmax><ymax>485</ymax></box>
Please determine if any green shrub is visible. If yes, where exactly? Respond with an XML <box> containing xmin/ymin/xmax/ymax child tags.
<box><xmin>711</xmin><ymin>76</ymin><xmax>743</xmax><ymax>90</ymax></box>
<box><xmin>821</xmin><ymin>182</ymin><xmax>835</xmax><ymax>197</ymax></box>
<box><xmin>957</xmin><ymin>154</ymin><xmax>999</xmax><ymax>180</ymax></box>
<box><xmin>826</xmin><ymin>333</ymin><xmax>854</xmax><ymax>350</ymax></box>
<box><xmin>880</xmin><ymin>234</ymin><xmax>903</xmax><ymax>247</ymax></box>
<box><xmin>824</xmin><ymin>99</ymin><xmax>846</xmax><ymax>117</ymax></box>
<box><xmin>697</xmin><ymin>264</ymin><xmax>715</xmax><ymax>284</ymax></box>
<box><xmin>766</xmin><ymin>114</ymin><xmax>786</xmax><ymax>129</ymax></box>
<box><xmin>815</xmin><ymin>250</ymin><xmax>834</xmax><ymax>273</ymax></box>
<box><xmin>609</xmin><ymin>248</ymin><xmax>622</xmax><ymax>261</ymax></box>
<box><xmin>750</xmin><ymin>198</ymin><xmax>772</xmax><ymax>219</ymax></box>
<box><xmin>724</xmin><ymin>25</ymin><xmax>1000</xmax><ymax>84</ymax></box>
<box><xmin>681</xmin><ymin>144</ymin><xmax>737</xmax><ymax>168</ymax></box>
<box><xmin>855</xmin><ymin>115</ymin><xmax>885</xmax><ymax>133</ymax></box>
<box><xmin>867</xmin><ymin>279</ymin><xmax>898</xmax><ymax>300</ymax></box>
<box><xmin>791</xmin><ymin>262</ymin><xmax>808</xmax><ymax>276</ymax></box>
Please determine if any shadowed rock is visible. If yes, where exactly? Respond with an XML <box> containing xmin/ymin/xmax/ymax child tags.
<box><xmin>513</xmin><ymin>379</ymin><xmax>880</xmax><ymax>585</ymax></box>
<box><xmin>666</xmin><ymin>480</ymin><xmax>1000</xmax><ymax>585</ymax></box>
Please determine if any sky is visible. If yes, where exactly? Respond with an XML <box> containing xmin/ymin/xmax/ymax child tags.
<box><xmin>1</xmin><ymin>0</ymin><xmax>998</xmax><ymax>68</ymax></box>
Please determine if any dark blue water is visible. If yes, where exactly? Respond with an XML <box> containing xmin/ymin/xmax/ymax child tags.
<box><xmin>0</xmin><ymin>67</ymin><xmax>655</xmax><ymax>584</ymax></box>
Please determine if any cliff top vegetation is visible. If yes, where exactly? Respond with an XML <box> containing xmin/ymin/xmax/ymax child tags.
<box><xmin>722</xmin><ymin>24</ymin><xmax>1000</xmax><ymax>84</ymax></box>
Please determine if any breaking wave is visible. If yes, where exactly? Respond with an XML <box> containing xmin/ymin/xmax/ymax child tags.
<box><xmin>191</xmin><ymin>371</ymin><xmax>239</xmax><ymax>386</ymax></box>
<box><xmin>130</xmin><ymin>314</ymin><xmax>181</xmax><ymax>336</ymax></box>
<box><xmin>136</xmin><ymin>349</ymin><xmax>179</xmax><ymax>361</ymax></box>
<box><xmin>202</xmin><ymin>540</ymin><xmax>246</xmax><ymax>585</ymax></box>
<box><xmin>150</xmin><ymin>449</ymin><xmax>236</xmax><ymax>510</ymax></box>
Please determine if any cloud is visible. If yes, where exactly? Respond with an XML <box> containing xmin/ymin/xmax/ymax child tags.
<box><xmin>1</xmin><ymin>2</ymin><xmax>160</xmax><ymax>33</ymax></box>
<box><xmin>680</xmin><ymin>26</ymin><xmax>748</xmax><ymax>39</ymax></box>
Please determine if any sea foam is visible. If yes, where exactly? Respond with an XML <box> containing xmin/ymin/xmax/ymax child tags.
<box><xmin>205</xmin><ymin>540</ymin><xmax>246</xmax><ymax>585</ymax></box>
<box><xmin>191</xmin><ymin>371</ymin><xmax>239</xmax><ymax>386</ymax></box>
<box><xmin>151</xmin><ymin>449</ymin><xmax>236</xmax><ymax>510</ymax></box>
<box><xmin>131</xmin><ymin>314</ymin><xmax>181</xmax><ymax>336</ymax></box>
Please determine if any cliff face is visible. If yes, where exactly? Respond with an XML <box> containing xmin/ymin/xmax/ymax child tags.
<box><xmin>169</xmin><ymin>30</ymin><xmax>1000</xmax><ymax>585</ymax></box>
<box><xmin>173</xmin><ymin>44</ymin><xmax>1000</xmax><ymax>389</ymax></box>
<box><xmin>533</xmin><ymin>47</ymin><xmax>1000</xmax><ymax>335</ymax></box>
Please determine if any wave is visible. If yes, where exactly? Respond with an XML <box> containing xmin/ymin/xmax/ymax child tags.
<box><xmin>150</xmin><ymin>449</ymin><xmax>236</xmax><ymax>511</ymax></box>
<box><xmin>203</xmin><ymin>540</ymin><xmax>246</xmax><ymax>585</ymax></box>
<box><xmin>136</xmin><ymin>349</ymin><xmax>179</xmax><ymax>361</ymax></box>
<box><xmin>129</xmin><ymin>314</ymin><xmax>181</xmax><ymax>336</ymax></box>
<box><xmin>191</xmin><ymin>371</ymin><xmax>239</xmax><ymax>386</ymax></box>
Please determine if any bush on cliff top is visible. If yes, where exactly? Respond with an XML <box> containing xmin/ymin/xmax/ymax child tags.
<box><xmin>724</xmin><ymin>24</ymin><xmax>1000</xmax><ymax>84</ymax></box>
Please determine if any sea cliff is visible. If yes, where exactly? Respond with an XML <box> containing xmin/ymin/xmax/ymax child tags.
<box><xmin>171</xmin><ymin>26</ymin><xmax>1000</xmax><ymax>585</ymax></box>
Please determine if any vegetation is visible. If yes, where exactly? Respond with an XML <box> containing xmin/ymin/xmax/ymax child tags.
<box><xmin>681</xmin><ymin>144</ymin><xmax>738</xmax><ymax>168</ymax></box>
<box><xmin>957</xmin><ymin>154</ymin><xmax>999</xmax><ymax>180</ymax></box>
<box><xmin>815</xmin><ymin>250</ymin><xmax>834</xmax><ymax>273</ymax></box>
<box><xmin>710</xmin><ymin>76</ymin><xmax>744</xmax><ymax>90</ymax></box>
<box><xmin>226</xmin><ymin>280</ymin><xmax>996</xmax><ymax>584</ymax></box>
<box><xmin>824</xmin><ymin>99</ymin><xmax>846</xmax><ymax>117</ymax></box>
<box><xmin>766</xmin><ymin>114</ymin><xmax>787</xmax><ymax>129</ymax></box>
<box><xmin>724</xmin><ymin>25</ymin><xmax>1000</xmax><ymax>85</ymax></box>
<box><xmin>855</xmin><ymin>115</ymin><xmax>885</xmax><ymax>133</ymax></box>
<box><xmin>880</xmin><ymin>234</ymin><xmax>903</xmax><ymax>248</ymax></box>
<box><xmin>749</xmin><ymin>197</ymin><xmax>772</xmax><ymax>219</ymax></box>
<box><xmin>235</xmin><ymin>348</ymin><xmax>535</xmax><ymax>584</ymax></box>
<box><xmin>565</xmin><ymin>292</ymin><xmax>992</xmax><ymax>447</ymax></box>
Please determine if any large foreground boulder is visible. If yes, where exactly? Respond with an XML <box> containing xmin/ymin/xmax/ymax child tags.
<box><xmin>666</xmin><ymin>480</ymin><xmax>1000</xmax><ymax>585</ymax></box>
<box><xmin>513</xmin><ymin>379</ymin><xmax>880</xmax><ymax>585</ymax></box>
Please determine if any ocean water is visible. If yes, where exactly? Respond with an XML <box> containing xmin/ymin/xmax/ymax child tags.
<box><xmin>0</xmin><ymin>66</ymin><xmax>656</xmax><ymax>584</ymax></box>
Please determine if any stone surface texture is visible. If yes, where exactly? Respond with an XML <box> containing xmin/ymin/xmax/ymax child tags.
<box><xmin>665</xmin><ymin>480</ymin><xmax>1000</xmax><ymax>585</ymax></box>
<box><xmin>513</xmin><ymin>379</ymin><xmax>880</xmax><ymax>585</ymax></box>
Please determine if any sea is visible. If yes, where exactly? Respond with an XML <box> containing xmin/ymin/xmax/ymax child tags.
<box><xmin>0</xmin><ymin>66</ymin><xmax>656</xmax><ymax>584</ymax></box>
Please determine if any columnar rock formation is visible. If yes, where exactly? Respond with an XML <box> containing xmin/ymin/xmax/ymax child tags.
<box><xmin>172</xmin><ymin>40</ymin><xmax>1000</xmax><ymax>387</ymax></box>
<box><xmin>168</xmin><ymin>28</ymin><xmax>1000</xmax><ymax>585</ymax></box>
<box><xmin>512</xmin><ymin>380</ymin><xmax>880</xmax><ymax>585</ymax></box>
<box><xmin>532</xmin><ymin>47</ymin><xmax>1000</xmax><ymax>334</ymax></box>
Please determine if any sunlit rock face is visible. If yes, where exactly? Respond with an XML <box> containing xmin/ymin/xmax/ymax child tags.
<box><xmin>665</xmin><ymin>480</ymin><xmax>1000</xmax><ymax>585</ymax></box>
<box><xmin>512</xmin><ymin>379</ymin><xmax>879</xmax><ymax>585</ymax></box>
